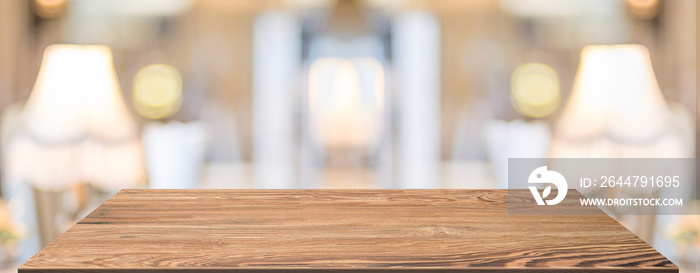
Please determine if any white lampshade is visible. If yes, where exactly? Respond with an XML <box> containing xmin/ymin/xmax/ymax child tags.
<box><xmin>23</xmin><ymin>45</ymin><xmax>138</xmax><ymax>142</ymax></box>
<box><xmin>307</xmin><ymin>58</ymin><xmax>385</xmax><ymax>150</ymax></box>
<box><xmin>557</xmin><ymin>44</ymin><xmax>671</xmax><ymax>142</ymax></box>
<box><xmin>552</xmin><ymin>44</ymin><xmax>685</xmax><ymax>157</ymax></box>
<box><xmin>7</xmin><ymin>44</ymin><xmax>145</xmax><ymax>191</ymax></box>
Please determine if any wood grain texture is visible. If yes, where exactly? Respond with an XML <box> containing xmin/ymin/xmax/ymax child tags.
<box><xmin>20</xmin><ymin>189</ymin><xmax>677</xmax><ymax>272</ymax></box>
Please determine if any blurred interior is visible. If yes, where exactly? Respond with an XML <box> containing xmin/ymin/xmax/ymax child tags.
<box><xmin>0</xmin><ymin>0</ymin><xmax>698</xmax><ymax>272</ymax></box>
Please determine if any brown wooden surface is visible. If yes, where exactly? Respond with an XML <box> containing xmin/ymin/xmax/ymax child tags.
<box><xmin>20</xmin><ymin>189</ymin><xmax>677</xmax><ymax>272</ymax></box>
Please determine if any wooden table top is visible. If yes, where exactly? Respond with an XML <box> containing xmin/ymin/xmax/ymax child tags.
<box><xmin>20</xmin><ymin>189</ymin><xmax>676</xmax><ymax>272</ymax></box>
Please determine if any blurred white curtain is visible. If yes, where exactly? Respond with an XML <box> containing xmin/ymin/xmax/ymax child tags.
<box><xmin>393</xmin><ymin>11</ymin><xmax>440</xmax><ymax>189</ymax></box>
<box><xmin>253</xmin><ymin>11</ymin><xmax>301</xmax><ymax>189</ymax></box>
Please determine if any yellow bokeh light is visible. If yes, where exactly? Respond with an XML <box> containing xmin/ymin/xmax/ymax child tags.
<box><xmin>132</xmin><ymin>64</ymin><xmax>183</xmax><ymax>119</ymax></box>
<box><xmin>510</xmin><ymin>62</ymin><xmax>561</xmax><ymax>118</ymax></box>
<box><xmin>34</xmin><ymin>0</ymin><xmax>67</xmax><ymax>19</ymax></box>
<box><xmin>626</xmin><ymin>0</ymin><xmax>658</xmax><ymax>19</ymax></box>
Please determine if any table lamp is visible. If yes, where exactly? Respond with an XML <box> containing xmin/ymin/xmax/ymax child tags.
<box><xmin>6</xmin><ymin>44</ymin><xmax>145</xmax><ymax>191</ymax></box>
<box><xmin>550</xmin><ymin>44</ymin><xmax>691</xmax><ymax>242</ymax></box>
<box><xmin>550</xmin><ymin>44</ymin><xmax>687</xmax><ymax>158</ymax></box>
<box><xmin>308</xmin><ymin>58</ymin><xmax>384</xmax><ymax>151</ymax></box>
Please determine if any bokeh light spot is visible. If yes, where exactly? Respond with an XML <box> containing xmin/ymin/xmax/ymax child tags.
<box><xmin>510</xmin><ymin>62</ymin><xmax>561</xmax><ymax>118</ymax></box>
<box><xmin>132</xmin><ymin>64</ymin><xmax>183</xmax><ymax>119</ymax></box>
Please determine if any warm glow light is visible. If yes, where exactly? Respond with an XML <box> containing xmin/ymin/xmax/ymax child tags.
<box><xmin>22</xmin><ymin>45</ymin><xmax>137</xmax><ymax>142</ymax></box>
<box><xmin>551</xmin><ymin>44</ymin><xmax>683</xmax><ymax>158</ymax></box>
<box><xmin>8</xmin><ymin>44</ymin><xmax>144</xmax><ymax>191</ymax></box>
<box><xmin>626</xmin><ymin>0</ymin><xmax>659</xmax><ymax>19</ymax></box>
<box><xmin>133</xmin><ymin>64</ymin><xmax>183</xmax><ymax>119</ymax></box>
<box><xmin>556</xmin><ymin>44</ymin><xmax>671</xmax><ymax>142</ymax></box>
<box><xmin>510</xmin><ymin>63</ymin><xmax>560</xmax><ymax>118</ymax></box>
<box><xmin>308</xmin><ymin>58</ymin><xmax>385</xmax><ymax>149</ymax></box>
<box><xmin>34</xmin><ymin>0</ymin><xmax>67</xmax><ymax>18</ymax></box>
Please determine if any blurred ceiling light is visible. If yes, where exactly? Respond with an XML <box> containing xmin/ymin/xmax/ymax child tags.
<box><xmin>362</xmin><ymin>0</ymin><xmax>406</xmax><ymax>10</ymax></box>
<box><xmin>552</xmin><ymin>44</ymin><xmax>684</xmax><ymax>157</ymax></box>
<box><xmin>34</xmin><ymin>0</ymin><xmax>68</xmax><ymax>19</ymax></box>
<box><xmin>132</xmin><ymin>64</ymin><xmax>183</xmax><ymax>120</ymax></box>
<box><xmin>418</xmin><ymin>0</ymin><xmax>495</xmax><ymax>13</ymax></box>
<box><xmin>626</xmin><ymin>0</ymin><xmax>659</xmax><ymax>19</ymax></box>
<box><xmin>7</xmin><ymin>44</ymin><xmax>145</xmax><ymax>191</ymax></box>
<box><xmin>510</xmin><ymin>63</ymin><xmax>561</xmax><ymax>118</ymax></box>
<box><xmin>308</xmin><ymin>58</ymin><xmax>384</xmax><ymax>150</ymax></box>
<box><xmin>285</xmin><ymin>0</ymin><xmax>335</xmax><ymax>9</ymax></box>
<box><xmin>111</xmin><ymin>0</ymin><xmax>193</xmax><ymax>16</ymax></box>
<box><xmin>499</xmin><ymin>0</ymin><xmax>608</xmax><ymax>17</ymax></box>
<box><xmin>194</xmin><ymin>0</ymin><xmax>262</xmax><ymax>12</ymax></box>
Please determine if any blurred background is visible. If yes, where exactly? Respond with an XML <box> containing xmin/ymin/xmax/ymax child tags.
<box><xmin>0</xmin><ymin>0</ymin><xmax>698</xmax><ymax>272</ymax></box>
